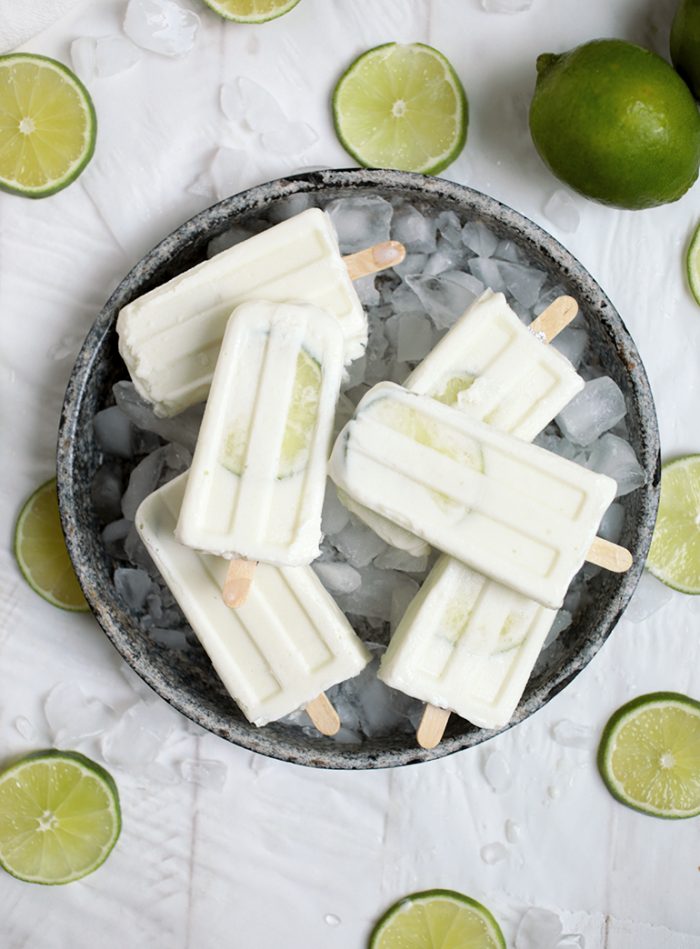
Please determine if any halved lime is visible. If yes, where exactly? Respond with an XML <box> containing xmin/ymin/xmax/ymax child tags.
<box><xmin>0</xmin><ymin>751</ymin><xmax>121</xmax><ymax>884</ymax></box>
<box><xmin>646</xmin><ymin>455</ymin><xmax>700</xmax><ymax>593</ymax></box>
<box><xmin>14</xmin><ymin>478</ymin><xmax>89</xmax><ymax>611</ymax></box>
<box><xmin>597</xmin><ymin>693</ymin><xmax>700</xmax><ymax>819</ymax></box>
<box><xmin>686</xmin><ymin>220</ymin><xmax>700</xmax><ymax>306</ymax></box>
<box><xmin>333</xmin><ymin>43</ymin><xmax>468</xmax><ymax>175</ymax></box>
<box><xmin>222</xmin><ymin>349</ymin><xmax>322</xmax><ymax>478</ymax></box>
<box><xmin>0</xmin><ymin>54</ymin><xmax>96</xmax><ymax>198</ymax></box>
<box><xmin>202</xmin><ymin>0</ymin><xmax>301</xmax><ymax>23</ymax></box>
<box><xmin>369</xmin><ymin>889</ymin><xmax>506</xmax><ymax>949</ymax></box>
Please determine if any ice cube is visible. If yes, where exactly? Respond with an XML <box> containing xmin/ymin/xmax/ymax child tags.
<box><xmin>468</xmin><ymin>256</ymin><xmax>505</xmax><ymax>292</ymax></box>
<box><xmin>494</xmin><ymin>239</ymin><xmax>522</xmax><ymax>262</ymax></box>
<box><xmin>354</xmin><ymin>274</ymin><xmax>380</xmax><ymax>306</ymax></box>
<box><xmin>103</xmin><ymin>518</ymin><xmax>131</xmax><ymax>559</ymax></box>
<box><xmin>45</xmin><ymin>683</ymin><xmax>115</xmax><ymax>745</ymax></box>
<box><xmin>482</xmin><ymin>0</ymin><xmax>534</xmax><ymax>11</ymax></box>
<box><xmin>422</xmin><ymin>243</ymin><xmax>465</xmax><ymax>276</ymax></box>
<box><xmin>624</xmin><ymin>571</ymin><xmax>673</xmax><ymax>624</ymax></box>
<box><xmin>124</xmin><ymin>524</ymin><xmax>159</xmax><ymax>574</ymax></box>
<box><xmin>482</xmin><ymin>750</ymin><xmax>512</xmax><ymax>792</ymax></box>
<box><xmin>332</xmin><ymin>519</ymin><xmax>388</xmax><ymax>568</ymax></box>
<box><xmin>14</xmin><ymin>717</ymin><xmax>37</xmax><ymax>741</ymax></box>
<box><xmin>220</xmin><ymin>76</ymin><xmax>286</xmax><ymax>131</ymax></box>
<box><xmin>505</xmin><ymin>819</ymin><xmax>520</xmax><ymax>843</ymax></box>
<box><xmin>262</xmin><ymin>122</ymin><xmax>318</xmax><ymax>155</ymax></box>
<box><xmin>102</xmin><ymin>702</ymin><xmax>174</xmax><ymax>767</ymax></box>
<box><xmin>391</xmin><ymin>206</ymin><xmax>437</xmax><ymax>253</ymax></box>
<box><xmin>121</xmin><ymin>446</ymin><xmax>170</xmax><ymax>519</ymax></box>
<box><xmin>180</xmin><ymin>758</ymin><xmax>227</xmax><ymax>791</ymax></box>
<box><xmin>94</xmin><ymin>35</ymin><xmax>142</xmax><ymax>77</ymax></box>
<box><xmin>123</xmin><ymin>0</ymin><xmax>199</xmax><ymax>57</ymax></box>
<box><xmin>515</xmin><ymin>908</ymin><xmax>562</xmax><ymax>949</ymax></box>
<box><xmin>550</xmin><ymin>326</ymin><xmax>588</xmax><ymax>369</ymax></box>
<box><xmin>149</xmin><ymin>626</ymin><xmax>191</xmax><ymax>649</ymax></box>
<box><xmin>113</xmin><ymin>382</ymin><xmax>203</xmax><ymax>452</ymax></box>
<box><xmin>585</xmin><ymin>433</ymin><xmax>646</xmax><ymax>497</ymax></box>
<box><xmin>91</xmin><ymin>463</ymin><xmax>125</xmax><ymax>523</ymax></box>
<box><xmin>267</xmin><ymin>193</ymin><xmax>314</xmax><ymax>223</ymax></box>
<box><xmin>312</xmin><ymin>561</ymin><xmax>361</xmax><ymax>595</ymax></box>
<box><xmin>544</xmin><ymin>190</ymin><xmax>580</xmax><ymax>233</ymax></box>
<box><xmin>436</xmin><ymin>210</ymin><xmax>462</xmax><ymax>246</ymax></box>
<box><xmin>550</xmin><ymin>719</ymin><xmax>594</xmax><ymax>750</ymax></box>
<box><xmin>497</xmin><ymin>260</ymin><xmax>548</xmax><ymax>309</ymax></box>
<box><xmin>480</xmin><ymin>842</ymin><xmax>507</xmax><ymax>864</ymax></box>
<box><xmin>325</xmin><ymin>195</ymin><xmax>393</xmax><ymax>253</ymax></box>
<box><xmin>115</xmin><ymin>567</ymin><xmax>152</xmax><ymax>611</ymax></box>
<box><xmin>557</xmin><ymin>936</ymin><xmax>585</xmax><ymax>948</ymax></box>
<box><xmin>46</xmin><ymin>332</ymin><xmax>83</xmax><ymax>362</ymax></box>
<box><xmin>405</xmin><ymin>271</ymin><xmax>483</xmax><ymax>329</ymax></box>
<box><xmin>556</xmin><ymin>377</ymin><xmax>627</xmax><ymax>446</ymax></box>
<box><xmin>390</xmin><ymin>578</ymin><xmax>420</xmax><ymax>631</ymax></box>
<box><xmin>94</xmin><ymin>406</ymin><xmax>134</xmax><ymax>459</ymax></box>
<box><xmin>321</xmin><ymin>484</ymin><xmax>350</xmax><ymax>536</ymax></box>
<box><xmin>328</xmin><ymin>659</ymin><xmax>418</xmax><ymax>739</ymax></box>
<box><xmin>336</xmin><ymin>566</ymin><xmax>403</xmax><ymax>621</ymax></box>
<box><xmin>374</xmin><ymin>547</ymin><xmax>428</xmax><ymax>574</ymax></box>
<box><xmin>397</xmin><ymin>312</ymin><xmax>435</xmax><ymax>361</ymax></box>
<box><xmin>599</xmin><ymin>501</ymin><xmax>625</xmax><ymax>544</ymax></box>
<box><xmin>543</xmin><ymin>609</ymin><xmax>572</xmax><ymax>648</ymax></box>
<box><xmin>462</xmin><ymin>220</ymin><xmax>499</xmax><ymax>257</ymax></box>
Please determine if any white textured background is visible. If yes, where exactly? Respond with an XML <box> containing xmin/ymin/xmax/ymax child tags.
<box><xmin>1</xmin><ymin>0</ymin><xmax>700</xmax><ymax>946</ymax></box>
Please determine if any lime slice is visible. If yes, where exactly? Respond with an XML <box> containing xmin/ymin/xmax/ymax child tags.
<box><xmin>686</xmin><ymin>220</ymin><xmax>700</xmax><ymax>306</ymax></box>
<box><xmin>202</xmin><ymin>0</ymin><xmax>301</xmax><ymax>22</ymax></box>
<box><xmin>222</xmin><ymin>349</ymin><xmax>322</xmax><ymax>478</ymax></box>
<box><xmin>370</xmin><ymin>889</ymin><xmax>505</xmax><ymax>949</ymax></box>
<box><xmin>0</xmin><ymin>54</ymin><xmax>96</xmax><ymax>198</ymax></box>
<box><xmin>597</xmin><ymin>692</ymin><xmax>700</xmax><ymax>819</ymax></box>
<box><xmin>434</xmin><ymin>374</ymin><xmax>476</xmax><ymax>407</ymax></box>
<box><xmin>333</xmin><ymin>43</ymin><xmax>468</xmax><ymax>175</ymax></box>
<box><xmin>374</xmin><ymin>399</ymin><xmax>483</xmax><ymax>471</ymax></box>
<box><xmin>646</xmin><ymin>455</ymin><xmax>700</xmax><ymax>593</ymax></box>
<box><xmin>14</xmin><ymin>478</ymin><xmax>89</xmax><ymax>611</ymax></box>
<box><xmin>0</xmin><ymin>751</ymin><xmax>121</xmax><ymax>885</ymax></box>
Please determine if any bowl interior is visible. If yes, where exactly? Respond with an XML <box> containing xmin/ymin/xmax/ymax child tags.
<box><xmin>57</xmin><ymin>169</ymin><xmax>660</xmax><ymax>769</ymax></box>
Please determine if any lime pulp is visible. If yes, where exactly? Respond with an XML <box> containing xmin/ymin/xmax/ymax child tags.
<box><xmin>646</xmin><ymin>455</ymin><xmax>700</xmax><ymax>594</ymax></box>
<box><xmin>369</xmin><ymin>889</ymin><xmax>506</xmax><ymax>949</ymax></box>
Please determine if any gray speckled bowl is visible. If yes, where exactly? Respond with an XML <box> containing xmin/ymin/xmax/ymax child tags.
<box><xmin>57</xmin><ymin>169</ymin><xmax>659</xmax><ymax>769</ymax></box>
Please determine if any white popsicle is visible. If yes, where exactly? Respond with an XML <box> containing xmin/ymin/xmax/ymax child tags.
<box><xmin>136</xmin><ymin>475</ymin><xmax>371</xmax><ymax>728</ymax></box>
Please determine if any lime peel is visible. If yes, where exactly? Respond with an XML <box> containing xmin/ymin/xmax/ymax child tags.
<box><xmin>202</xmin><ymin>0</ymin><xmax>301</xmax><ymax>23</ymax></box>
<box><xmin>686</xmin><ymin>221</ymin><xmax>700</xmax><ymax>307</ymax></box>
<box><xmin>646</xmin><ymin>454</ymin><xmax>700</xmax><ymax>594</ymax></box>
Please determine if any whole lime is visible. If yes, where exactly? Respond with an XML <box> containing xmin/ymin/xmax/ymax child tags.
<box><xmin>529</xmin><ymin>39</ymin><xmax>700</xmax><ymax>209</ymax></box>
<box><xmin>671</xmin><ymin>0</ymin><xmax>700</xmax><ymax>100</ymax></box>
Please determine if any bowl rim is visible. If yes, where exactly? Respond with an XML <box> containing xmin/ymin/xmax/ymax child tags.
<box><xmin>57</xmin><ymin>168</ymin><xmax>660</xmax><ymax>770</ymax></box>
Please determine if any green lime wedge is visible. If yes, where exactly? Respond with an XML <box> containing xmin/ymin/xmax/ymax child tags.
<box><xmin>14</xmin><ymin>478</ymin><xmax>89</xmax><ymax>612</ymax></box>
<box><xmin>0</xmin><ymin>751</ymin><xmax>121</xmax><ymax>884</ymax></box>
<box><xmin>369</xmin><ymin>889</ymin><xmax>506</xmax><ymax>949</ymax></box>
<box><xmin>646</xmin><ymin>455</ymin><xmax>700</xmax><ymax>593</ymax></box>
<box><xmin>333</xmin><ymin>43</ymin><xmax>468</xmax><ymax>175</ymax></box>
<box><xmin>222</xmin><ymin>348</ymin><xmax>322</xmax><ymax>478</ymax></box>
<box><xmin>597</xmin><ymin>692</ymin><xmax>700</xmax><ymax>819</ymax></box>
<box><xmin>202</xmin><ymin>0</ymin><xmax>301</xmax><ymax>22</ymax></box>
<box><xmin>0</xmin><ymin>54</ymin><xmax>96</xmax><ymax>198</ymax></box>
<box><xmin>686</xmin><ymin>220</ymin><xmax>700</xmax><ymax>306</ymax></box>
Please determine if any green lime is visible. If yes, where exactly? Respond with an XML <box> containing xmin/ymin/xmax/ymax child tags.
<box><xmin>222</xmin><ymin>349</ymin><xmax>322</xmax><ymax>478</ymax></box>
<box><xmin>333</xmin><ymin>43</ymin><xmax>468</xmax><ymax>175</ymax></box>
<box><xmin>202</xmin><ymin>0</ymin><xmax>301</xmax><ymax>22</ymax></box>
<box><xmin>0</xmin><ymin>751</ymin><xmax>121</xmax><ymax>884</ymax></box>
<box><xmin>14</xmin><ymin>479</ymin><xmax>89</xmax><ymax>611</ymax></box>
<box><xmin>529</xmin><ymin>39</ymin><xmax>700</xmax><ymax>209</ymax></box>
<box><xmin>597</xmin><ymin>693</ymin><xmax>700</xmax><ymax>819</ymax></box>
<box><xmin>671</xmin><ymin>0</ymin><xmax>700</xmax><ymax>100</ymax></box>
<box><xmin>433</xmin><ymin>374</ymin><xmax>476</xmax><ymax>407</ymax></box>
<box><xmin>646</xmin><ymin>455</ymin><xmax>700</xmax><ymax>593</ymax></box>
<box><xmin>369</xmin><ymin>889</ymin><xmax>505</xmax><ymax>949</ymax></box>
<box><xmin>686</xmin><ymin>220</ymin><xmax>700</xmax><ymax>306</ymax></box>
<box><xmin>0</xmin><ymin>54</ymin><xmax>96</xmax><ymax>199</ymax></box>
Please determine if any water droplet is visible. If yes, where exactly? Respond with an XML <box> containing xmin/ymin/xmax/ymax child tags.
<box><xmin>324</xmin><ymin>914</ymin><xmax>341</xmax><ymax>927</ymax></box>
<box><xmin>505</xmin><ymin>819</ymin><xmax>520</xmax><ymax>843</ymax></box>
<box><xmin>482</xmin><ymin>750</ymin><xmax>512</xmax><ymax>792</ymax></box>
<box><xmin>480</xmin><ymin>842</ymin><xmax>507</xmax><ymax>864</ymax></box>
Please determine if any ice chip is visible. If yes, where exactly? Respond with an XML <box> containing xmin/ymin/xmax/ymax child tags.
<box><xmin>551</xmin><ymin>326</ymin><xmax>588</xmax><ymax>369</ymax></box>
<box><xmin>332</xmin><ymin>519</ymin><xmax>388</xmax><ymax>568</ymax></box>
<box><xmin>462</xmin><ymin>220</ymin><xmax>499</xmax><ymax>257</ymax></box>
<box><xmin>91</xmin><ymin>463</ymin><xmax>125</xmax><ymax>523</ymax></box>
<box><xmin>207</xmin><ymin>225</ymin><xmax>258</xmax><ymax>257</ymax></box>
<box><xmin>405</xmin><ymin>271</ymin><xmax>483</xmax><ymax>329</ymax></box>
<box><xmin>556</xmin><ymin>377</ymin><xmax>627</xmax><ymax>446</ymax></box>
<box><xmin>480</xmin><ymin>842</ymin><xmax>507</xmax><ymax>864</ymax></box>
<box><xmin>313</xmin><ymin>561</ymin><xmax>362</xmax><ymax>595</ymax></box>
<box><xmin>468</xmin><ymin>256</ymin><xmax>505</xmax><ymax>292</ymax></box>
<box><xmin>325</xmin><ymin>195</ymin><xmax>393</xmax><ymax>253</ymax></box>
<box><xmin>267</xmin><ymin>193</ymin><xmax>314</xmax><ymax>223</ymax></box>
<box><xmin>551</xmin><ymin>719</ymin><xmax>594</xmax><ymax>749</ymax></box>
<box><xmin>436</xmin><ymin>210</ymin><xmax>462</xmax><ymax>246</ymax></box>
<box><xmin>114</xmin><ymin>381</ymin><xmax>203</xmax><ymax>452</ymax></box>
<box><xmin>354</xmin><ymin>274</ymin><xmax>380</xmax><ymax>306</ymax></box>
<box><xmin>515</xmin><ymin>908</ymin><xmax>563</xmax><ymax>949</ymax></box>
<box><xmin>14</xmin><ymin>717</ymin><xmax>37</xmax><ymax>742</ymax></box>
<box><xmin>220</xmin><ymin>76</ymin><xmax>286</xmax><ymax>131</ymax></box>
<box><xmin>102</xmin><ymin>702</ymin><xmax>173</xmax><ymax>767</ymax></box>
<box><xmin>121</xmin><ymin>446</ymin><xmax>170</xmax><ymax>519</ymax></box>
<box><xmin>321</xmin><ymin>484</ymin><xmax>350</xmax><ymax>536</ymax></box>
<box><xmin>123</xmin><ymin>0</ymin><xmax>199</xmax><ymax>57</ymax></box>
<box><xmin>543</xmin><ymin>609</ymin><xmax>572</xmax><ymax>648</ymax></box>
<box><xmin>397</xmin><ymin>312</ymin><xmax>435</xmax><ymax>362</ymax></box>
<box><xmin>336</xmin><ymin>567</ymin><xmax>404</xmax><ymax>621</ymax></box>
<box><xmin>482</xmin><ymin>750</ymin><xmax>512</xmax><ymax>792</ymax></box>
<box><xmin>391</xmin><ymin>206</ymin><xmax>437</xmax><ymax>253</ymax></box>
<box><xmin>599</xmin><ymin>501</ymin><xmax>625</xmax><ymax>544</ymax></box>
<box><xmin>94</xmin><ymin>35</ymin><xmax>142</xmax><ymax>77</ymax></box>
<box><xmin>374</xmin><ymin>547</ymin><xmax>429</xmax><ymax>574</ymax></box>
<box><xmin>624</xmin><ymin>571</ymin><xmax>673</xmax><ymax>624</ymax></box>
<box><xmin>210</xmin><ymin>147</ymin><xmax>251</xmax><ymax>201</ymax></box>
<box><xmin>94</xmin><ymin>406</ymin><xmax>134</xmax><ymax>459</ymax></box>
<box><xmin>103</xmin><ymin>518</ymin><xmax>131</xmax><ymax>560</ymax></box>
<box><xmin>261</xmin><ymin>122</ymin><xmax>318</xmax><ymax>155</ymax></box>
<box><xmin>496</xmin><ymin>260</ymin><xmax>547</xmax><ymax>308</ymax></box>
<box><xmin>45</xmin><ymin>683</ymin><xmax>115</xmax><ymax>745</ymax></box>
<box><xmin>180</xmin><ymin>758</ymin><xmax>227</xmax><ymax>791</ymax></box>
<box><xmin>149</xmin><ymin>626</ymin><xmax>191</xmax><ymax>649</ymax></box>
<box><xmin>494</xmin><ymin>238</ymin><xmax>522</xmax><ymax>262</ymax></box>
<box><xmin>585</xmin><ymin>433</ymin><xmax>646</xmax><ymax>497</ymax></box>
<box><xmin>544</xmin><ymin>189</ymin><xmax>581</xmax><ymax>233</ymax></box>
<box><xmin>390</xmin><ymin>578</ymin><xmax>420</xmax><ymax>631</ymax></box>
<box><xmin>115</xmin><ymin>567</ymin><xmax>153</xmax><ymax>611</ymax></box>
<box><xmin>505</xmin><ymin>819</ymin><xmax>520</xmax><ymax>843</ymax></box>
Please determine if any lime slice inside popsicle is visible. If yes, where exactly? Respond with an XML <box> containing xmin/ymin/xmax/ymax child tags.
<box><xmin>433</xmin><ymin>373</ymin><xmax>476</xmax><ymax>407</ymax></box>
<box><xmin>369</xmin><ymin>889</ymin><xmax>506</xmax><ymax>949</ymax></box>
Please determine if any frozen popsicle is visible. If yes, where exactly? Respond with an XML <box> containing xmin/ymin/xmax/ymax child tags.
<box><xmin>341</xmin><ymin>292</ymin><xmax>584</xmax><ymax>555</ymax></box>
<box><xmin>378</xmin><ymin>555</ymin><xmax>557</xmax><ymax>731</ymax></box>
<box><xmin>136</xmin><ymin>475</ymin><xmax>371</xmax><ymax>729</ymax></box>
<box><xmin>176</xmin><ymin>300</ymin><xmax>344</xmax><ymax>571</ymax></box>
<box><xmin>328</xmin><ymin>381</ymin><xmax>624</xmax><ymax>610</ymax></box>
<box><xmin>117</xmin><ymin>208</ymin><xmax>404</xmax><ymax>417</ymax></box>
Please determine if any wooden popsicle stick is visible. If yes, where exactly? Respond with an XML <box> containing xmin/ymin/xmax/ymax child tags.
<box><xmin>305</xmin><ymin>693</ymin><xmax>341</xmax><ymax>736</ymax></box>
<box><xmin>586</xmin><ymin>536</ymin><xmax>633</xmax><ymax>573</ymax></box>
<box><xmin>417</xmin><ymin>704</ymin><xmax>451</xmax><ymax>750</ymax></box>
<box><xmin>223</xmin><ymin>559</ymin><xmax>257</xmax><ymax>608</ymax></box>
<box><xmin>529</xmin><ymin>295</ymin><xmax>578</xmax><ymax>342</ymax></box>
<box><xmin>343</xmin><ymin>241</ymin><xmax>406</xmax><ymax>281</ymax></box>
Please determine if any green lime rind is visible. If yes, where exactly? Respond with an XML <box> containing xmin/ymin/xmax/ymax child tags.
<box><xmin>14</xmin><ymin>478</ymin><xmax>89</xmax><ymax>612</ymax></box>
<box><xmin>686</xmin><ymin>222</ymin><xmax>700</xmax><ymax>307</ymax></box>
<box><xmin>369</xmin><ymin>888</ymin><xmax>506</xmax><ymax>949</ymax></box>
<box><xmin>332</xmin><ymin>43</ymin><xmax>468</xmax><ymax>177</ymax></box>
<box><xmin>0</xmin><ymin>54</ymin><xmax>96</xmax><ymax>199</ymax></box>
<box><xmin>597</xmin><ymin>692</ymin><xmax>700</xmax><ymax>820</ymax></box>
<box><xmin>646</xmin><ymin>455</ymin><xmax>700</xmax><ymax>594</ymax></box>
<box><xmin>202</xmin><ymin>0</ymin><xmax>301</xmax><ymax>23</ymax></box>
<box><xmin>0</xmin><ymin>750</ymin><xmax>121</xmax><ymax>885</ymax></box>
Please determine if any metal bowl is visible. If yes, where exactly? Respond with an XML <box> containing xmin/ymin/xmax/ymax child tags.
<box><xmin>57</xmin><ymin>169</ymin><xmax>660</xmax><ymax>769</ymax></box>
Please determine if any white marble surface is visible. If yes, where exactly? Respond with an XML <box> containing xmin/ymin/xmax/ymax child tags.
<box><xmin>2</xmin><ymin>1</ymin><xmax>700</xmax><ymax>946</ymax></box>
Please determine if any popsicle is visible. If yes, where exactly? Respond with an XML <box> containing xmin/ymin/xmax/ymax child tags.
<box><xmin>137</xmin><ymin>475</ymin><xmax>371</xmax><ymax>730</ymax></box>
<box><xmin>378</xmin><ymin>555</ymin><xmax>557</xmax><ymax>731</ymax></box>
<box><xmin>341</xmin><ymin>291</ymin><xmax>585</xmax><ymax>555</ymax></box>
<box><xmin>176</xmin><ymin>301</ymin><xmax>344</xmax><ymax>573</ymax></box>
<box><xmin>117</xmin><ymin>208</ymin><xmax>404</xmax><ymax>417</ymax></box>
<box><xmin>328</xmin><ymin>381</ymin><xmax>624</xmax><ymax>610</ymax></box>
